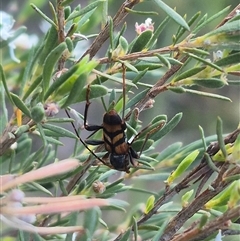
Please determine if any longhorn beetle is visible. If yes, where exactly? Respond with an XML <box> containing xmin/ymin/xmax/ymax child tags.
<box><xmin>70</xmin><ymin>64</ymin><xmax>163</xmax><ymax>173</ymax></box>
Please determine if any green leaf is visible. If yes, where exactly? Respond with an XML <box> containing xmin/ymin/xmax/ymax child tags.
<box><xmin>174</xmin><ymin>11</ymin><xmax>201</xmax><ymax>44</ymax></box>
<box><xmin>215</xmin><ymin>52</ymin><xmax>240</xmax><ymax>66</ymax></box>
<box><xmin>216</xmin><ymin>117</ymin><xmax>227</xmax><ymax>158</ymax></box>
<box><xmin>205</xmin><ymin>153</ymin><xmax>220</xmax><ymax>172</ymax></box>
<box><xmin>93</xmin><ymin>69</ymin><xmax>137</xmax><ymax>87</ymax></box>
<box><xmin>167</xmin><ymin>150</ymin><xmax>199</xmax><ymax>184</ymax></box>
<box><xmin>184</xmin><ymin>88</ymin><xmax>231</xmax><ymax>102</ymax></box>
<box><xmin>19</xmin><ymin>47</ymin><xmax>36</xmax><ymax>97</ymax></box>
<box><xmin>23</xmin><ymin>76</ymin><xmax>42</xmax><ymax>101</ymax></box>
<box><xmin>42</xmin><ymin>123</ymin><xmax>78</xmax><ymax>139</ymax></box>
<box><xmin>134</xmin><ymin>63</ymin><xmax>162</xmax><ymax>71</ymax></box>
<box><xmin>157</xmin><ymin>142</ymin><xmax>183</xmax><ymax>162</ymax></box>
<box><xmin>153</xmin><ymin>0</ymin><xmax>190</xmax><ymax>31</ymax></box>
<box><xmin>119</xmin><ymin>229</ymin><xmax>131</xmax><ymax>241</ymax></box>
<box><xmin>152</xmin><ymin>218</ymin><xmax>171</xmax><ymax>241</ymax></box>
<box><xmin>131</xmin><ymin>30</ymin><xmax>153</xmax><ymax>53</ymax></box>
<box><xmin>186</xmin><ymin>52</ymin><xmax>223</xmax><ymax>72</ymax></box>
<box><xmin>61</xmin><ymin>74</ymin><xmax>87</xmax><ymax>108</ymax></box>
<box><xmin>125</xmin><ymin>89</ymin><xmax>149</xmax><ymax>110</ymax></box>
<box><xmin>151</xmin><ymin>113</ymin><xmax>182</xmax><ymax>141</ymax></box>
<box><xmin>168</xmin><ymin>86</ymin><xmax>186</xmax><ymax>93</ymax></box>
<box><xmin>119</xmin><ymin>60</ymin><xmax>138</xmax><ymax>73</ymax></box>
<box><xmin>0</xmin><ymin>64</ymin><xmax>13</xmax><ymax>104</ymax></box>
<box><xmin>198</xmin><ymin>213</ymin><xmax>210</xmax><ymax>229</ymax></box>
<box><xmin>199</xmin><ymin>125</ymin><xmax>207</xmax><ymax>151</ymax></box>
<box><xmin>30</xmin><ymin>103</ymin><xmax>45</xmax><ymax>123</ymax></box>
<box><xmin>232</xmin><ymin>133</ymin><xmax>240</xmax><ymax>162</ymax></box>
<box><xmin>10</xmin><ymin>93</ymin><xmax>31</xmax><ymax>117</ymax></box>
<box><xmin>192</xmin><ymin>6</ymin><xmax>230</xmax><ymax>34</ymax></box>
<box><xmin>173</xmin><ymin>66</ymin><xmax>206</xmax><ymax>82</ymax></box>
<box><xmin>125</xmin><ymin>8</ymin><xmax>158</xmax><ymax>16</ymax></box>
<box><xmin>30</xmin><ymin>3</ymin><xmax>57</xmax><ymax>27</ymax></box>
<box><xmin>73</xmin><ymin>84</ymin><xmax>108</xmax><ymax>103</ymax></box>
<box><xmin>66</xmin><ymin>0</ymin><xmax>104</xmax><ymax>22</ymax></box>
<box><xmin>132</xmin><ymin>216</ymin><xmax>138</xmax><ymax>241</ymax></box>
<box><xmin>38</xmin><ymin>26</ymin><xmax>58</xmax><ymax>66</ymax></box>
<box><xmin>14</xmin><ymin>125</ymin><xmax>30</xmax><ymax>137</ymax></box>
<box><xmin>84</xmin><ymin>208</ymin><xmax>100</xmax><ymax>237</ymax></box>
<box><xmin>25</xmin><ymin>182</ymin><xmax>53</xmax><ymax>196</ymax></box>
<box><xmin>132</xmin><ymin>139</ymin><xmax>154</xmax><ymax>153</ymax></box>
<box><xmin>181</xmin><ymin>189</ymin><xmax>194</xmax><ymax>207</ymax></box>
<box><xmin>42</xmin><ymin>42</ymin><xmax>67</xmax><ymax>93</ymax></box>
<box><xmin>155</xmin><ymin>54</ymin><xmax>171</xmax><ymax>68</ymax></box>
<box><xmin>182</xmin><ymin>47</ymin><xmax>210</xmax><ymax>56</ymax></box>
<box><xmin>0</xmin><ymin>82</ymin><xmax>8</xmax><ymax>133</ymax></box>
<box><xmin>44</xmin><ymin>64</ymin><xmax>80</xmax><ymax>101</ymax></box>
<box><xmin>192</xmin><ymin>78</ymin><xmax>225</xmax><ymax>88</ymax></box>
<box><xmin>147</xmin><ymin>16</ymin><xmax>170</xmax><ymax>48</ymax></box>
<box><xmin>145</xmin><ymin>195</ymin><xmax>155</xmax><ymax>214</ymax></box>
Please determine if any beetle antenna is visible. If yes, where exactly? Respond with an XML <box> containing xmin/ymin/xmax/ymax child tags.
<box><xmin>65</xmin><ymin>109</ymin><xmax>106</xmax><ymax>166</ymax></box>
<box><xmin>122</xmin><ymin>63</ymin><xmax>126</xmax><ymax>120</ymax></box>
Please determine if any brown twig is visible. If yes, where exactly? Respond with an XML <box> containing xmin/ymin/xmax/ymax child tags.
<box><xmin>57</xmin><ymin>0</ymin><xmax>66</xmax><ymax>70</ymax></box>
<box><xmin>98</xmin><ymin>46</ymin><xmax>172</xmax><ymax>64</ymax></box>
<box><xmin>215</xmin><ymin>4</ymin><xmax>240</xmax><ymax>28</ymax></box>
<box><xmin>77</xmin><ymin>0</ymin><xmax>140</xmax><ymax>62</ymax></box>
<box><xmin>113</xmin><ymin>127</ymin><xmax>240</xmax><ymax>241</ymax></box>
<box><xmin>171</xmin><ymin>205</ymin><xmax>240</xmax><ymax>241</ymax></box>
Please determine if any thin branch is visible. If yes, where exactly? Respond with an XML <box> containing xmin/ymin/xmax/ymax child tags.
<box><xmin>77</xmin><ymin>0</ymin><xmax>140</xmax><ymax>62</ymax></box>
<box><xmin>125</xmin><ymin>55</ymin><xmax>188</xmax><ymax>119</ymax></box>
<box><xmin>98</xmin><ymin>46</ymin><xmax>172</xmax><ymax>64</ymax></box>
<box><xmin>57</xmin><ymin>0</ymin><xmax>66</xmax><ymax>70</ymax></box>
<box><xmin>172</xmin><ymin>205</ymin><xmax>240</xmax><ymax>241</ymax></box>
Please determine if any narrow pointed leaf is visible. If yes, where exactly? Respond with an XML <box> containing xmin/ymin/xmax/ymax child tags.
<box><xmin>216</xmin><ymin>117</ymin><xmax>227</xmax><ymax>158</ymax></box>
<box><xmin>30</xmin><ymin>3</ymin><xmax>57</xmax><ymax>27</ymax></box>
<box><xmin>61</xmin><ymin>74</ymin><xmax>87</xmax><ymax>108</ymax></box>
<box><xmin>131</xmin><ymin>30</ymin><xmax>153</xmax><ymax>53</ymax></box>
<box><xmin>0</xmin><ymin>65</ymin><xmax>13</xmax><ymax>104</ymax></box>
<box><xmin>167</xmin><ymin>150</ymin><xmax>199</xmax><ymax>184</ymax></box>
<box><xmin>44</xmin><ymin>64</ymin><xmax>80</xmax><ymax>101</ymax></box>
<box><xmin>151</xmin><ymin>113</ymin><xmax>182</xmax><ymax>141</ymax></box>
<box><xmin>173</xmin><ymin>66</ymin><xmax>206</xmax><ymax>82</ymax></box>
<box><xmin>74</xmin><ymin>84</ymin><xmax>108</xmax><ymax>103</ymax></box>
<box><xmin>42</xmin><ymin>123</ymin><xmax>78</xmax><ymax>139</ymax></box>
<box><xmin>186</xmin><ymin>52</ymin><xmax>223</xmax><ymax>72</ymax></box>
<box><xmin>153</xmin><ymin>0</ymin><xmax>190</xmax><ymax>31</ymax></box>
<box><xmin>10</xmin><ymin>93</ymin><xmax>31</xmax><ymax>117</ymax></box>
<box><xmin>184</xmin><ymin>88</ymin><xmax>231</xmax><ymax>101</ymax></box>
<box><xmin>42</xmin><ymin>42</ymin><xmax>67</xmax><ymax>93</ymax></box>
<box><xmin>66</xmin><ymin>0</ymin><xmax>104</xmax><ymax>21</ymax></box>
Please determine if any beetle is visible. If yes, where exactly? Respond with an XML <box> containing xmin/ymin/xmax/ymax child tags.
<box><xmin>83</xmin><ymin>88</ymin><xmax>139</xmax><ymax>173</ymax></box>
<box><xmin>72</xmin><ymin>64</ymin><xmax>163</xmax><ymax>173</ymax></box>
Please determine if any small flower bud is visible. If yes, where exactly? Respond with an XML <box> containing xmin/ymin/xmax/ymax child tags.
<box><xmin>92</xmin><ymin>181</ymin><xmax>106</xmax><ymax>194</ymax></box>
<box><xmin>31</xmin><ymin>103</ymin><xmax>45</xmax><ymax>123</ymax></box>
<box><xmin>69</xmin><ymin>108</ymin><xmax>84</xmax><ymax>129</ymax></box>
<box><xmin>44</xmin><ymin>103</ymin><xmax>59</xmax><ymax>117</ymax></box>
<box><xmin>135</xmin><ymin>18</ymin><xmax>154</xmax><ymax>35</ymax></box>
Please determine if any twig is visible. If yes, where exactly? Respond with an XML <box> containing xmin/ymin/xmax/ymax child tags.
<box><xmin>125</xmin><ymin>55</ymin><xmax>188</xmax><ymax>119</ymax></box>
<box><xmin>77</xmin><ymin>0</ymin><xmax>140</xmax><ymax>62</ymax></box>
<box><xmin>98</xmin><ymin>46</ymin><xmax>172</xmax><ymax>64</ymax></box>
<box><xmin>215</xmin><ymin>4</ymin><xmax>240</xmax><ymax>28</ymax></box>
<box><xmin>57</xmin><ymin>0</ymin><xmax>65</xmax><ymax>70</ymax></box>
<box><xmin>171</xmin><ymin>205</ymin><xmax>240</xmax><ymax>241</ymax></box>
<box><xmin>113</xmin><ymin>127</ymin><xmax>240</xmax><ymax>241</ymax></box>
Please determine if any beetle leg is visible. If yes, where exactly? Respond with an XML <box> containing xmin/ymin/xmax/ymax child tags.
<box><xmin>85</xmin><ymin>140</ymin><xmax>105</xmax><ymax>145</ymax></box>
<box><xmin>129</xmin><ymin>122</ymin><xmax>165</xmax><ymax>156</ymax></box>
<box><xmin>84</xmin><ymin>84</ymin><xmax>103</xmax><ymax>133</ymax></box>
